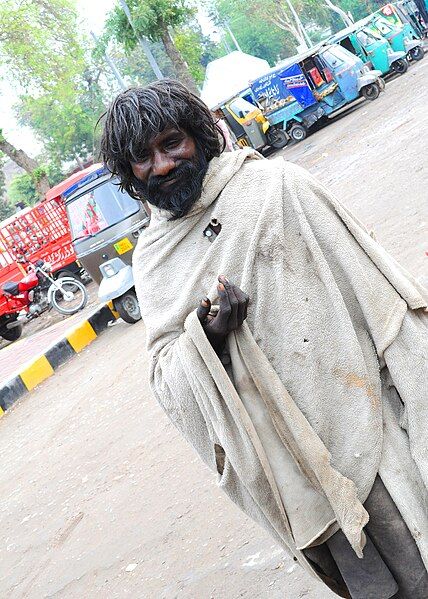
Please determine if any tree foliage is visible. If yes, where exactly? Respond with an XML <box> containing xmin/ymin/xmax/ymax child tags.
<box><xmin>0</xmin><ymin>0</ymin><xmax>107</xmax><ymax>185</ymax></box>
<box><xmin>8</xmin><ymin>173</ymin><xmax>38</xmax><ymax>207</ymax></box>
<box><xmin>0</xmin><ymin>0</ymin><xmax>84</xmax><ymax>93</ymax></box>
<box><xmin>0</xmin><ymin>155</ymin><xmax>13</xmax><ymax>222</ymax></box>
<box><xmin>212</xmin><ymin>0</ymin><xmax>330</xmax><ymax>57</ymax></box>
<box><xmin>104</xmin><ymin>0</ymin><xmax>199</xmax><ymax>92</ymax></box>
<box><xmin>213</xmin><ymin>0</ymin><xmax>296</xmax><ymax>63</ymax></box>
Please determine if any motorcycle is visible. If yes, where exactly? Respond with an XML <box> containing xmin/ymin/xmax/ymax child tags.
<box><xmin>1</xmin><ymin>258</ymin><xmax>88</xmax><ymax>340</ymax></box>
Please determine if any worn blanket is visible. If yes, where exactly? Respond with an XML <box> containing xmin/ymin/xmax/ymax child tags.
<box><xmin>133</xmin><ymin>148</ymin><xmax>428</xmax><ymax>580</ymax></box>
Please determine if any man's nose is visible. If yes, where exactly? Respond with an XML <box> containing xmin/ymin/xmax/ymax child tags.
<box><xmin>152</xmin><ymin>151</ymin><xmax>175</xmax><ymax>177</ymax></box>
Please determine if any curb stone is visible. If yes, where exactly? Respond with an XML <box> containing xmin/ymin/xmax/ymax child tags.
<box><xmin>0</xmin><ymin>302</ymin><xmax>118</xmax><ymax>416</ymax></box>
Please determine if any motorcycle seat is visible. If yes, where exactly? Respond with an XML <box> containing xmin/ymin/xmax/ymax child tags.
<box><xmin>2</xmin><ymin>281</ymin><xmax>20</xmax><ymax>296</ymax></box>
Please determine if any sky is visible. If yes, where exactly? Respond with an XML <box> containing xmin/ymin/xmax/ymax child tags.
<box><xmin>1</xmin><ymin>0</ymin><xmax>116</xmax><ymax>157</ymax></box>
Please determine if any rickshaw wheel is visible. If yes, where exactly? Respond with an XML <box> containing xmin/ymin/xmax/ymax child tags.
<box><xmin>289</xmin><ymin>124</ymin><xmax>307</xmax><ymax>143</ymax></box>
<box><xmin>266</xmin><ymin>128</ymin><xmax>288</xmax><ymax>149</ymax></box>
<box><xmin>114</xmin><ymin>290</ymin><xmax>141</xmax><ymax>324</ymax></box>
<box><xmin>391</xmin><ymin>58</ymin><xmax>408</xmax><ymax>74</ymax></box>
<box><xmin>410</xmin><ymin>46</ymin><xmax>424</xmax><ymax>61</ymax></box>
<box><xmin>361</xmin><ymin>83</ymin><xmax>380</xmax><ymax>101</ymax></box>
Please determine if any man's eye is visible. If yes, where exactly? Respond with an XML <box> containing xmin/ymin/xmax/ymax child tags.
<box><xmin>164</xmin><ymin>138</ymin><xmax>181</xmax><ymax>149</ymax></box>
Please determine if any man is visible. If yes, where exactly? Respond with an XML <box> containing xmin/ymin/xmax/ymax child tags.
<box><xmin>101</xmin><ymin>80</ymin><xmax>428</xmax><ymax>598</ymax></box>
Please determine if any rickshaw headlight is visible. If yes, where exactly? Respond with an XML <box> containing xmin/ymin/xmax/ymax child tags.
<box><xmin>102</xmin><ymin>263</ymin><xmax>116</xmax><ymax>278</ymax></box>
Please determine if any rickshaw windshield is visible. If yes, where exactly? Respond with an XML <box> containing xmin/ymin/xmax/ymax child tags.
<box><xmin>374</xmin><ymin>17</ymin><xmax>395</xmax><ymax>34</ymax></box>
<box><xmin>356</xmin><ymin>29</ymin><xmax>379</xmax><ymax>46</ymax></box>
<box><xmin>366</xmin><ymin>27</ymin><xmax>385</xmax><ymax>41</ymax></box>
<box><xmin>228</xmin><ymin>97</ymin><xmax>257</xmax><ymax>118</ymax></box>
<box><xmin>67</xmin><ymin>182</ymin><xmax>140</xmax><ymax>242</ymax></box>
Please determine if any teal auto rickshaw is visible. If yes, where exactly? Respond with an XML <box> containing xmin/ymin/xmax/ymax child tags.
<box><xmin>367</xmin><ymin>13</ymin><xmax>425</xmax><ymax>61</ymax></box>
<box><xmin>379</xmin><ymin>2</ymin><xmax>428</xmax><ymax>38</ymax></box>
<box><xmin>328</xmin><ymin>22</ymin><xmax>408</xmax><ymax>75</ymax></box>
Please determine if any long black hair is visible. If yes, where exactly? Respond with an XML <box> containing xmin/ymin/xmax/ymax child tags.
<box><xmin>100</xmin><ymin>80</ymin><xmax>225</xmax><ymax>199</ymax></box>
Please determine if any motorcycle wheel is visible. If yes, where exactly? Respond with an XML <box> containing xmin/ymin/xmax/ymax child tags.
<box><xmin>410</xmin><ymin>46</ymin><xmax>424</xmax><ymax>61</ymax></box>
<box><xmin>391</xmin><ymin>58</ymin><xmax>408</xmax><ymax>74</ymax></box>
<box><xmin>51</xmin><ymin>278</ymin><xmax>88</xmax><ymax>315</ymax></box>
<box><xmin>113</xmin><ymin>290</ymin><xmax>141</xmax><ymax>324</ymax></box>
<box><xmin>1</xmin><ymin>323</ymin><xmax>23</xmax><ymax>342</ymax></box>
<box><xmin>266</xmin><ymin>128</ymin><xmax>288</xmax><ymax>149</ymax></box>
<box><xmin>361</xmin><ymin>83</ymin><xmax>380</xmax><ymax>101</ymax></box>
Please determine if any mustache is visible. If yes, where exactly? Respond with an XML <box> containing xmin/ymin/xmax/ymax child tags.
<box><xmin>146</xmin><ymin>161</ymin><xmax>195</xmax><ymax>195</ymax></box>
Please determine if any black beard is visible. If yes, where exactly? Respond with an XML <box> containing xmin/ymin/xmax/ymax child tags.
<box><xmin>132</xmin><ymin>148</ymin><xmax>208</xmax><ymax>220</ymax></box>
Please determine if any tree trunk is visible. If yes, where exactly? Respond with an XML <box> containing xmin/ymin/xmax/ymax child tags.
<box><xmin>324</xmin><ymin>0</ymin><xmax>354</xmax><ymax>26</ymax></box>
<box><xmin>0</xmin><ymin>133</ymin><xmax>50</xmax><ymax>198</ymax></box>
<box><xmin>159</xmin><ymin>27</ymin><xmax>199</xmax><ymax>95</ymax></box>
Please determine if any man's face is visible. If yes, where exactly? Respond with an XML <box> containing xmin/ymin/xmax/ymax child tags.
<box><xmin>130</xmin><ymin>127</ymin><xmax>208</xmax><ymax>219</ymax></box>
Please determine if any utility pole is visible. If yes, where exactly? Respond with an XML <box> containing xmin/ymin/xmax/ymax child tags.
<box><xmin>90</xmin><ymin>31</ymin><xmax>127</xmax><ymax>90</ymax></box>
<box><xmin>284</xmin><ymin>0</ymin><xmax>313</xmax><ymax>49</ymax></box>
<box><xmin>118</xmin><ymin>0</ymin><xmax>164</xmax><ymax>80</ymax></box>
<box><xmin>224</xmin><ymin>22</ymin><xmax>242</xmax><ymax>52</ymax></box>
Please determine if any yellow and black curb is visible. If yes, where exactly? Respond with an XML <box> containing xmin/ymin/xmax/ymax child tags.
<box><xmin>0</xmin><ymin>302</ymin><xmax>119</xmax><ymax>416</ymax></box>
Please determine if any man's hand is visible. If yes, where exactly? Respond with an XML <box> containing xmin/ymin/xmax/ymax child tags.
<box><xmin>197</xmin><ymin>275</ymin><xmax>250</xmax><ymax>354</ymax></box>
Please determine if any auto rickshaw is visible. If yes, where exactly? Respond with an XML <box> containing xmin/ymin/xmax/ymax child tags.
<box><xmin>379</xmin><ymin>2</ymin><xmax>427</xmax><ymax>39</ymax></box>
<box><xmin>367</xmin><ymin>13</ymin><xmax>425</xmax><ymax>61</ymax></box>
<box><xmin>328</xmin><ymin>22</ymin><xmax>409</xmax><ymax>75</ymax></box>
<box><xmin>63</xmin><ymin>165</ymin><xmax>150</xmax><ymax>323</ymax></box>
<box><xmin>250</xmin><ymin>44</ymin><xmax>384</xmax><ymax>142</ymax></box>
<box><xmin>219</xmin><ymin>94</ymin><xmax>289</xmax><ymax>150</ymax></box>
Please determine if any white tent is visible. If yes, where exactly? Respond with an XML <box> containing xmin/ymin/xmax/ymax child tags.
<box><xmin>201</xmin><ymin>51</ymin><xmax>270</xmax><ymax>109</ymax></box>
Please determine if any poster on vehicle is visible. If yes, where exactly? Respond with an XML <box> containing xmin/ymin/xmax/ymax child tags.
<box><xmin>277</xmin><ymin>64</ymin><xmax>317</xmax><ymax>108</ymax></box>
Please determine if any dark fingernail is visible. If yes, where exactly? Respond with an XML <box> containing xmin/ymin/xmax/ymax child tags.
<box><xmin>218</xmin><ymin>283</ymin><xmax>225</xmax><ymax>291</ymax></box>
<box><xmin>201</xmin><ymin>297</ymin><xmax>209</xmax><ymax>307</ymax></box>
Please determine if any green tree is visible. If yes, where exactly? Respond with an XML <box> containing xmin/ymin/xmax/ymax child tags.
<box><xmin>8</xmin><ymin>173</ymin><xmax>38</xmax><ymax>208</ymax></box>
<box><xmin>104</xmin><ymin>0</ymin><xmax>199</xmax><ymax>93</ymax></box>
<box><xmin>213</xmin><ymin>0</ymin><xmax>329</xmax><ymax>57</ymax></box>
<box><xmin>213</xmin><ymin>0</ymin><xmax>297</xmax><ymax>63</ymax></box>
<box><xmin>0</xmin><ymin>0</ymin><xmax>90</xmax><ymax>196</ymax></box>
<box><xmin>0</xmin><ymin>0</ymin><xmax>108</xmax><ymax>196</ymax></box>
<box><xmin>0</xmin><ymin>155</ymin><xmax>14</xmax><ymax>221</ymax></box>
<box><xmin>18</xmin><ymin>65</ymin><xmax>106</xmax><ymax>166</ymax></box>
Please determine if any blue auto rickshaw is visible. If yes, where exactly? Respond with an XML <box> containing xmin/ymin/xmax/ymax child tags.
<box><xmin>250</xmin><ymin>44</ymin><xmax>383</xmax><ymax>142</ymax></box>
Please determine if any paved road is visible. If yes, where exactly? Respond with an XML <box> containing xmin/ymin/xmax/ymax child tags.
<box><xmin>1</xmin><ymin>60</ymin><xmax>427</xmax><ymax>598</ymax></box>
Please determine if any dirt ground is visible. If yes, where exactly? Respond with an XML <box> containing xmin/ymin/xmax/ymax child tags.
<box><xmin>0</xmin><ymin>59</ymin><xmax>427</xmax><ymax>599</ymax></box>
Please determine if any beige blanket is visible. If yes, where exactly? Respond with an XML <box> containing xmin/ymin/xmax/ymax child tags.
<box><xmin>133</xmin><ymin>148</ymin><xmax>428</xmax><ymax>578</ymax></box>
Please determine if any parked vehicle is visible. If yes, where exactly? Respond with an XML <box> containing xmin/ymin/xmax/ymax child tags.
<box><xmin>379</xmin><ymin>2</ymin><xmax>427</xmax><ymax>39</ymax></box>
<box><xmin>328</xmin><ymin>22</ymin><xmax>408</xmax><ymax>75</ymax></box>
<box><xmin>219</xmin><ymin>95</ymin><xmax>289</xmax><ymax>150</ymax></box>
<box><xmin>63</xmin><ymin>164</ymin><xmax>150</xmax><ymax>324</ymax></box>
<box><xmin>250</xmin><ymin>44</ymin><xmax>384</xmax><ymax>143</ymax></box>
<box><xmin>0</xmin><ymin>190</ymin><xmax>88</xmax><ymax>342</ymax></box>
<box><xmin>0</xmin><ymin>257</ymin><xmax>87</xmax><ymax>341</ymax></box>
<box><xmin>367</xmin><ymin>13</ymin><xmax>425</xmax><ymax>61</ymax></box>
